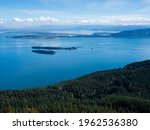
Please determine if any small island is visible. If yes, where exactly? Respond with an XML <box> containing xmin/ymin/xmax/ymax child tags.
<box><xmin>32</xmin><ymin>46</ymin><xmax>77</xmax><ymax>50</ymax></box>
<box><xmin>32</xmin><ymin>50</ymin><xmax>56</xmax><ymax>55</ymax></box>
<box><xmin>32</xmin><ymin>46</ymin><xmax>78</xmax><ymax>55</ymax></box>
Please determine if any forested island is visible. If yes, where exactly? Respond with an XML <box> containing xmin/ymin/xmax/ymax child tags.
<box><xmin>0</xmin><ymin>60</ymin><xmax>150</xmax><ymax>113</ymax></box>
<box><xmin>32</xmin><ymin>46</ymin><xmax>77</xmax><ymax>55</ymax></box>
<box><xmin>32</xmin><ymin>50</ymin><xmax>56</xmax><ymax>55</ymax></box>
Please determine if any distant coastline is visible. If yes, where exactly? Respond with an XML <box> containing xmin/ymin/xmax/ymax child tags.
<box><xmin>10</xmin><ymin>28</ymin><xmax>150</xmax><ymax>39</ymax></box>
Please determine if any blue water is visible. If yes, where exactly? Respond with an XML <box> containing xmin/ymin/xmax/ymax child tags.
<box><xmin>0</xmin><ymin>32</ymin><xmax>150</xmax><ymax>90</ymax></box>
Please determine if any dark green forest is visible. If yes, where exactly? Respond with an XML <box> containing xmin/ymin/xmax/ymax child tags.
<box><xmin>0</xmin><ymin>60</ymin><xmax>150</xmax><ymax>113</ymax></box>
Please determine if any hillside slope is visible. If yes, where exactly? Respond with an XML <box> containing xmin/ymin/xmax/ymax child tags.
<box><xmin>111</xmin><ymin>28</ymin><xmax>150</xmax><ymax>38</ymax></box>
<box><xmin>0</xmin><ymin>60</ymin><xmax>150</xmax><ymax>113</ymax></box>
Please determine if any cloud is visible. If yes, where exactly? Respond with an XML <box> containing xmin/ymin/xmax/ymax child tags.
<box><xmin>1</xmin><ymin>15</ymin><xmax>150</xmax><ymax>26</ymax></box>
<box><xmin>13</xmin><ymin>17</ymin><xmax>24</xmax><ymax>22</ymax></box>
<box><xmin>0</xmin><ymin>18</ymin><xmax>5</xmax><ymax>24</ymax></box>
<box><xmin>79</xmin><ymin>16</ymin><xmax>150</xmax><ymax>25</ymax></box>
<box><xmin>80</xmin><ymin>20</ymin><xmax>89</xmax><ymax>24</ymax></box>
<box><xmin>13</xmin><ymin>16</ymin><xmax>60</xmax><ymax>23</ymax></box>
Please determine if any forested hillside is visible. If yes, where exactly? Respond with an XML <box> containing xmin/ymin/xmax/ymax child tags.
<box><xmin>0</xmin><ymin>60</ymin><xmax>150</xmax><ymax>113</ymax></box>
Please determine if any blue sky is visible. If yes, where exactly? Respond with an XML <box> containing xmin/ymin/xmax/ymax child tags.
<box><xmin>0</xmin><ymin>0</ymin><xmax>150</xmax><ymax>26</ymax></box>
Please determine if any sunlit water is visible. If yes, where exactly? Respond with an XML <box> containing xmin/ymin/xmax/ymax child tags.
<box><xmin>0</xmin><ymin>32</ymin><xmax>150</xmax><ymax>90</ymax></box>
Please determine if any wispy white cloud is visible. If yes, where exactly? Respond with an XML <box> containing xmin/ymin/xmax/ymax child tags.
<box><xmin>13</xmin><ymin>16</ymin><xmax>60</xmax><ymax>23</ymax></box>
<box><xmin>79</xmin><ymin>16</ymin><xmax>150</xmax><ymax>25</ymax></box>
<box><xmin>0</xmin><ymin>18</ymin><xmax>4</xmax><ymax>24</ymax></box>
<box><xmin>13</xmin><ymin>17</ymin><xmax>24</xmax><ymax>22</ymax></box>
<box><xmin>12</xmin><ymin>16</ymin><xmax>150</xmax><ymax>25</ymax></box>
<box><xmin>1</xmin><ymin>15</ymin><xmax>150</xmax><ymax>26</ymax></box>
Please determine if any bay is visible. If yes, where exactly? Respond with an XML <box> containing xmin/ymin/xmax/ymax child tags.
<box><xmin>0</xmin><ymin>32</ymin><xmax>150</xmax><ymax>89</ymax></box>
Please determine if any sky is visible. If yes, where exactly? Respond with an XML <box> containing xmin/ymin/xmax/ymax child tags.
<box><xmin>1</xmin><ymin>0</ymin><xmax>150</xmax><ymax>26</ymax></box>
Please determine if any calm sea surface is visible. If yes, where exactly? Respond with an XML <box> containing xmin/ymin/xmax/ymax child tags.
<box><xmin>1</xmin><ymin>32</ymin><xmax>150</xmax><ymax>89</ymax></box>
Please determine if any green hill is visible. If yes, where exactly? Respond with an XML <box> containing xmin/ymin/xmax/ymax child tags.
<box><xmin>0</xmin><ymin>60</ymin><xmax>150</xmax><ymax>113</ymax></box>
